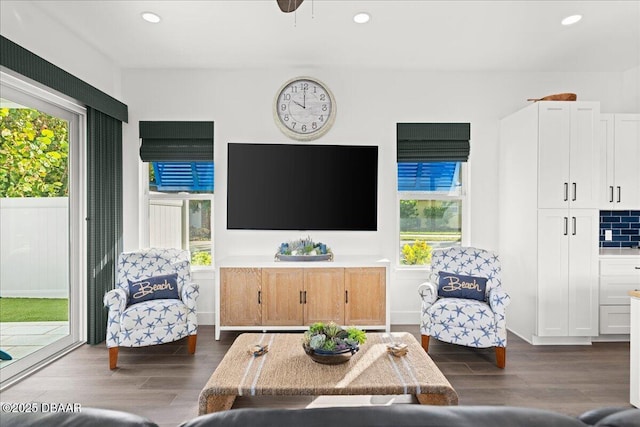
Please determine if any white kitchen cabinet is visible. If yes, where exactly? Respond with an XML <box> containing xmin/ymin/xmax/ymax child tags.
<box><xmin>538</xmin><ymin>209</ymin><xmax>599</xmax><ymax>337</ymax></box>
<box><xmin>538</xmin><ymin>102</ymin><xmax>600</xmax><ymax>210</ymax></box>
<box><xmin>631</xmin><ymin>291</ymin><xmax>640</xmax><ymax>408</ymax></box>
<box><xmin>499</xmin><ymin>101</ymin><xmax>600</xmax><ymax>344</ymax></box>
<box><xmin>599</xmin><ymin>257</ymin><xmax>640</xmax><ymax>334</ymax></box>
<box><xmin>599</xmin><ymin>114</ymin><xmax>640</xmax><ymax>209</ymax></box>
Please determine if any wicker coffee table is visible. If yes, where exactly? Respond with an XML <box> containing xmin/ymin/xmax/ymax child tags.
<box><xmin>198</xmin><ymin>332</ymin><xmax>458</xmax><ymax>414</ymax></box>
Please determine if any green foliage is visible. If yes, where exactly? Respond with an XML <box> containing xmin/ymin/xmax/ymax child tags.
<box><xmin>400</xmin><ymin>199</ymin><xmax>418</xmax><ymax>218</ymax></box>
<box><xmin>401</xmin><ymin>239</ymin><xmax>433</xmax><ymax>265</ymax></box>
<box><xmin>346</xmin><ymin>327</ymin><xmax>367</xmax><ymax>345</ymax></box>
<box><xmin>191</xmin><ymin>251</ymin><xmax>212</xmax><ymax>266</ymax></box>
<box><xmin>0</xmin><ymin>107</ymin><xmax>69</xmax><ymax>197</ymax></box>
<box><xmin>303</xmin><ymin>322</ymin><xmax>367</xmax><ymax>352</ymax></box>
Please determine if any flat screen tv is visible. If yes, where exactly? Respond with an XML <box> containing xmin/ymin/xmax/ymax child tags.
<box><xmin>227</xmin><ymin>143</ymin><xmax>378</xmax><ymax>231</ymax></box>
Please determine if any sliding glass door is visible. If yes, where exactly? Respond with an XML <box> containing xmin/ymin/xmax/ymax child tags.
<box><xmin>0</xmin><ymin>73</ymin><xmax>84</xmax><ymax>388</ymax></box>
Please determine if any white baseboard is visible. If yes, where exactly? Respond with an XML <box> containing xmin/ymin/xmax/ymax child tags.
<box><xmin>591</xmin><ymin>334</ymin><xmax>630</xmax><ymax>342</ymax></box>
<box><xmin>390</xmin><ymin>310</ymin><xmax>420</xmax><ymax>325</ymax></box>
<box><xmin>531</xmin><ymin>335</ymin><xmax>593</xmax><ymax>345</ymax></box>
<box><xmin>197</xmin><ymin>311</ymin><xmax>215</xmax><ymax>326</ymax></box>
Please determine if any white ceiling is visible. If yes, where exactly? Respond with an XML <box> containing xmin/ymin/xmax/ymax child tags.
<box><xmin>11</xmin><ymin>0</ymin><xmax>640</xmax><ymax>72</ymax></box>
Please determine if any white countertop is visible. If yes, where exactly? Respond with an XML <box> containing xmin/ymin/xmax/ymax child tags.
<box><xmin>217</xmin><ymin>254</ymin><xmax>391</xmax><ymax>268</ymax></box>
<box><xmin>600</xmin><ymin>248</ymin><xmax>640</xmax><ymax>258</ymax></box>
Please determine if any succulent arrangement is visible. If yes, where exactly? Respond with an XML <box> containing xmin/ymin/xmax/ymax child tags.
<box><xmin>302</xmin><ymin>322</ymin><xmax>367</xmax><ymax>353</ymax></box>
<box><xmin>278</xmin><ymin>236</ymin><xmax>331</xmax><ymax>256</ymax></box>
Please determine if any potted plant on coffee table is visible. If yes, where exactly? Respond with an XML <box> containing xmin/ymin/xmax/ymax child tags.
<box><xmin>302</xmin><ymin>322</ymin><xmax>367</xmax><ymax>365</ymax></box>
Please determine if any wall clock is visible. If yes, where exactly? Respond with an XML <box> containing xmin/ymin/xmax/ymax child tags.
<box><xmin>274</xmin><ymin>76</ymin><xmax>336</xmax><ymax>141</ymax></box>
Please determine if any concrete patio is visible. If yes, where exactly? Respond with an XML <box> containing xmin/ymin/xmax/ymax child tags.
<box><xmin>0</xmin><ymin>321</ymin><xmax>69</xmax><ymax>367</ymax></box>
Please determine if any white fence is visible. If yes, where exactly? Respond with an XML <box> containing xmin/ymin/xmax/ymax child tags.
<box><xmin>0</xmin><ymin>197</ymin><xmax>69</xmax><ymax>298</ymax></box>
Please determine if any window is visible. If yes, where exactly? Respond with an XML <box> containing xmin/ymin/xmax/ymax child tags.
<box><xmin>139</xmin><ymin>121</ymin><xmax>214</xmax><ymax>267</ymax></box>
<box><xmin>396</xmin><ymin>123</ymin><xmax>470</xmax><ymax>266</ymax></box>
<box><xmin>1</xmin><ymin>72</ymin><xmax>85</xmax><ymax>387</ymax></box>
<box><xmin>146</xmin><ymin>161</ymin><xmax>214</xmax><ymax>267</ymax></box>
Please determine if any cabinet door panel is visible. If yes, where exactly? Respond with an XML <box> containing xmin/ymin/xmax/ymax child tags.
<box><xmin>538</xmin><ymin>104</ymin><xmax>571</xmax><ymax>209</ymax></box>
<box><xmin>599</xmin><ymin>114</ymin><xmax>615</xmax><ymax>207</ymax></box>
<box><xmin>568</xmin><ymin>210</ymin><xmax>599</xmax><ymax>336</ymax></box>
<box><xmin>344</xmin><ymin>268</ymin><xmax>385</xmax><ymax>325</ymax></box>
<box><xmin>614</xmin><ymin>115</ymin><xmax>640</xmax><ymax>208</ymax></box>
<box><xmin>261</xmin><ymin>268</ymin><xmax>303</xmax><ymax>325</ymax></box>
<box><xmin>569</xmin><ymin>103</ymin><xmax>599</xmax><ymax>208</ymax></box>
<box><xmin>220</xmin><ymin>268</ymin><xmax>261</xmax><ymax>326</ymax></box>
<box><xmin>304</xmin><ymin>268</ymin><xmax>344</xmax><ymax>325</ymax></box>
<box><xmin>537</xmin><ymin>210</ymin><xmax>569</xmax><ymax>336</ymax></box>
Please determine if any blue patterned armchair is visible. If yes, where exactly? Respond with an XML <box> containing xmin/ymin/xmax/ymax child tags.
<box><xmin>418</xmin><ymin>247</ymin><xmax>510</xmax><ymax>368</ymax></box>
<box><xmin>103</xmin><ymin>248</ymin><xmax>199</xmax><ymax>369</ymax></box>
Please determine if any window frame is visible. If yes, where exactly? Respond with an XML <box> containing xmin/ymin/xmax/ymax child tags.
<box><xmin>396</xmin><ymin>161</ymin><xmax>470</xmax><ymax>268</ymax></box>
<box><xmin>142</xmin><ymin>162</ymin><xmax>214</xmax><ymax>270</ymax></box>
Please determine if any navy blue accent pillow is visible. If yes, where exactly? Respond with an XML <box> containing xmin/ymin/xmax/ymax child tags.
<box><xmin>128</xmin><ymin>273</ymin><xmax>179</xmax><ymax>306</ymax></box>
<box><xmin>437</xmin><ymin>271</ymin><xmax>488</xmax><ymax>301</ymax></box>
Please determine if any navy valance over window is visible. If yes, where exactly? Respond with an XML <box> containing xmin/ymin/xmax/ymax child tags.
<box><xmin>139</xmin><ymin>121</ymin><xmax>214</xmax><ymax>161</ymax></box>
<box><xmin>397</xmin><ymin>123</ymin><xmax>470</xmax><ymax>163</ymax></box>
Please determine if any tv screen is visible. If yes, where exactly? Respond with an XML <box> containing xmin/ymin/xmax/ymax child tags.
<box><xmin>227</xmin><ymin>143</ymin><xmax>378</xmax><ymax>231</ymax></box>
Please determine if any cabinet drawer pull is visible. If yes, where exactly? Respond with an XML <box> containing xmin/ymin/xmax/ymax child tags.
<box><xmin>564</xmin><ymin>217</ymin><xmax>568</xmax><ymax>236</ymax></box>
<box><xmin>617</xmin><ymin>186</ymin><xmax>621</xmax><ymax>203</ymax></box>
<box><xmin>345</xmin><ymin>290</ymin><xmax>349</xmax><ymax>304</ymax></box>
<box><xmin>609</xmin><ymin>186</ymin><xmax>614</xmax><ymax>203</ymax></box>
<box><xmin>572</xmin><ymin>182</ymin><xmax>576</xmax><ymax>201</ymax></box>
<box><xmin>258</xmin><ymin>291</ymin><xmax>261</xmax><ymax>304</ymax></box>
<box><xmin>572</xmin><ymin>217</ymin><xmax>576</xmax><ymax>235</ymax></box>
<box><xmin>299</xmin><ymin>291</ymin><xmax>303</xmax><ymax>304</ymax></box>
<box><xmin>564</xmin><ymin>183</ymin><xmax>568</xmax><ymax>201</ymax></box>
<box><xmin>635</xmin><ymin>267</ymin><xmax>640</xmax><ymax>270</ymax></box>
<box><xmin>303</xmin><ymin>291</ymin><xmax>307</xmax><ymax>304</ymax></box>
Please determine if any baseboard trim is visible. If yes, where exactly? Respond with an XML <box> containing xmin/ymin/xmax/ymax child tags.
<box><xmin>531</xmin><ymin>335</ymin><xmax>593</xmax><ymax>345</ymax></box>
<box><xmin>390</xmin><ymin>311</ymin><xmax>420</xmax><ymax>325</ymax></box>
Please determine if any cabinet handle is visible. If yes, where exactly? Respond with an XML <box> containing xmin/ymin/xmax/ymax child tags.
<box><xmin>258</xmin><ymin>290</ymin><xmax>261</xmax><ymax>304</ymax></box>
<box><xmin>564</xmin><ymin>183</ymin><xmax>568</xmax><ymax>201</ymax></box>
<box><xmin>564</xmin><ymin>217</ymin><xmax>568</xmax><ymax>236</ymax></box>
<box><xmin>299</xmin><ymin>291</ymin><xmax>303</xmax><ymax>304</ymax></box>
<box><xmin>572</xmin><ymin>183</ymin><xmax>576</xmax><ymax>201</ymax></box>
<box><xmin>303</xmin><ymin>291</ymin><xmax>307</xmax><ymax>304</ymax></box>
<box><xmin>635</xmin><ymin>267</ymin><xmax>640</xmax><ymax>270</ymax></box>
<box><xmin>345</xmin><ymin>290</ymin><xmax>349</xmax><ymax>304</ymax></box>
<box><xmin>572</xmin><ymin>217</ymin><xmax>576</xmax><ymax>235</ymax></box>
<box><xmin>609</xmin><ymin>186</ymin><xmax>614</xmax><ymax>203</ymax></box>
<box><xmin>617</xmin><ymin>186</ymin><xmax>621</xmax><ymax>203</ymax></box>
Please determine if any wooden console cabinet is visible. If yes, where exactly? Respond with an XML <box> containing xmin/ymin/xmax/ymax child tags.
<box><xmin>215</xmin><ymin>256</ymin><xmax>389</xmax><ymax>340</ymax></box>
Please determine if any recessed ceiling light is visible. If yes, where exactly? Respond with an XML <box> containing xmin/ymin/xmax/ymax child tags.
<box><xmin>141</xmin><ymin>11</ymin><xmax>161</xmax><ymax>24</ymax></box>
<box><xmin>354</xmin><ymin>12</ymin><xmax>370</xmax><ymax>24</ymax></box>
<box><xmin>561</xmin><ymin>14</ymin><xmax>582</xmax><ymax>26</ymax></box>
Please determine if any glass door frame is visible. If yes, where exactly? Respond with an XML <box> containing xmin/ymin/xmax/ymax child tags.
<box><xmin>0</xmin><ymin>71</ymin><xmax>86</xmax><ymax>389</ymax></box>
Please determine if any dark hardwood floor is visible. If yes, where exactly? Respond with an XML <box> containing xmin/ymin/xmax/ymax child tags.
<box><xmin>0</xmin><ymin>325</ymin><xmax>632</xmax><ymax>427</ymax></box>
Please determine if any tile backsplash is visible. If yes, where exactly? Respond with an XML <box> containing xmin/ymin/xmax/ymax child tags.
<box><xmin>599</xmin><ymin>210</ymin><xmax>640</xmax><ymax>248</ymax></box>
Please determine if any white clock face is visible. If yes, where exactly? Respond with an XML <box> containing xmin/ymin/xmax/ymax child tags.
<box><xmin>274</xmin><ymin>77</ymin><xmax>335</xmax><ymax>141</ymax></box>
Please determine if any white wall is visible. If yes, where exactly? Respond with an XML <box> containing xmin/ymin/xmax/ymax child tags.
<box><xmin>0</xmin><ymin>1</ymin><xmax>122</xmax><ymax>99</ymax></box>
<box><xmin>121</xmin><ymin>67</ymin><xmax>629</xmax><ymax>325</ymax></box>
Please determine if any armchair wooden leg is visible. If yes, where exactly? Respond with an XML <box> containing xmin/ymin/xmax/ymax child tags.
<box><xmin>421</xmin><ymin>335</ymin><xmax>430</xmax><ymax>352</ymax></box>
<box><xmin>188</xmin><ymin>334</ymin><xmax>197</xmax><ymax>354</ymax></box>
<box><xmin>109</xmin><ymin>347</ymin><xmax>118</xmax><ymax>370</ymax></box>
<box><xmin>495</xmin><ymin>346</ymin><xmax>506</xmax><ymax>369</ymax></box>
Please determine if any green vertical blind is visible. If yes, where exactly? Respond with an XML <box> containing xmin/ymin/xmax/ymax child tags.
<box><xmin>87</xmin><ymin>108</ymin><xmax>123</xmax><ymax>345</ymax></box>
